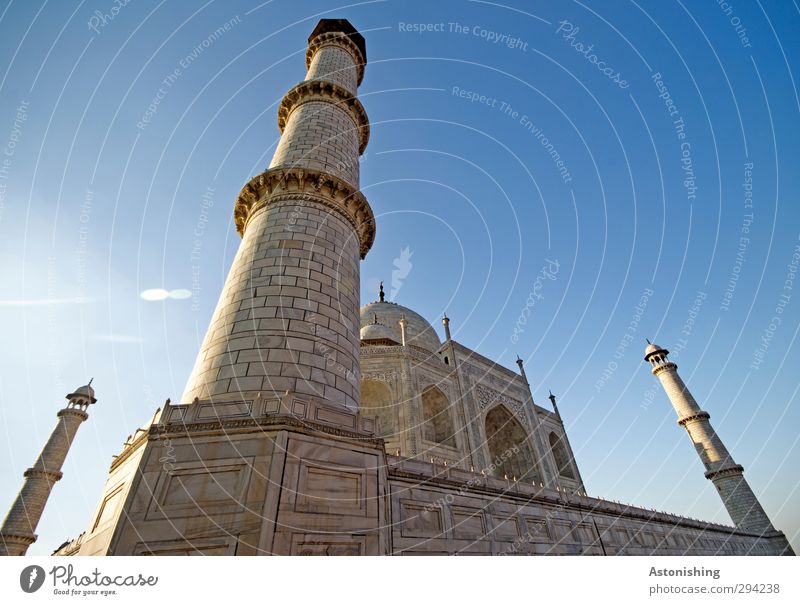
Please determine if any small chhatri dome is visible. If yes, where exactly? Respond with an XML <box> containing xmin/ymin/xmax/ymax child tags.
<box><xmin>67</xmin><ymin>379</ymin><xmax>97</xmax><ymax>405</ymax></box>
<box><xmin>644</xmin><ymin>342</ymin><xmax>668</xmax><ymax>361</ymax></box>
<box><xmin>360</xmin><ymin>286</ymin><xmax>442</xmax><ymax>352</ymax></box>
<box><xmin>360</xmin><ymin>315</ymin><xmax>399</xmax><ymax>345</ymax></box>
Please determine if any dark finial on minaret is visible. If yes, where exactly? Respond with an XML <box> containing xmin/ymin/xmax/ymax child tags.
<box><xmin>646</xmin><ymin>338</ymin><xmax>651</xmax><ymax>345</ymax></box>
<box><xmin>515</xmin><ymin>355</ymin><xmax>529</xmax><ymax>383</ymax></box>
<box><xmin>379</xmin><ymin>281</ymin><xmax>385</xmax><ymax>302</ymax></box>
<box><xmin>88</xmin><ymin>377</ymin><xmax>94</xmax><ymax>386</ymax></box>
<box><xmin>548</xmin><ymin>390</ymin><xmax>561</xmax><ymax>419</ymax></box>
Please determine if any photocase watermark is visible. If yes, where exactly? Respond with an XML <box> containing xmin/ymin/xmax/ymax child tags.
<box><xmin>398</xmin><ymin>21</ymin><xmax>528</xmax><ymax>51</ymax></box>
<box><xmin>672</xmin><ymin>290</ymin><xmax>707</xmax><ymax>357</ymax></box>
<box><xmin>716</xmin><ymin>1</ymin><xmax>752</xmax><ymax>48</ymax></box>
<box><xmin>87</xmin><ymin>0</ymin><xmax>133</xmax><ymax>35</ymax></box>
<box><xmin>20</xmin><ymin>565</ymin><xmax>46</xmax><ymax>593</ymax></box>
<box><xmin>720</xmin><ymin>162</ymin><xmax>754</xmax><ymax>312</ymax></box>
<box><xmin>596</xmin><ymin>287</ymin><xmax>653</xmax><ymax>392</ymax></box>
<box><xmin>41</xmin><ymin>564</ymin><xmax>158</xmax><ymax>597</ymax></box>
<box><xmin>451</xmin><ymin>86</ymin><xmax>573</xmax><ymax>183</ymax></box>
<box><xmin>510</xmin><ymin>259</ymin><xmax>559</xmax><ymax>344</ymax></box>
<box><xmin>750</xmin><ymin>235</ymin><xmax>800</xmax><ymax>370</ymax></box>
<box><xmin>652</xmin><ymin>72</ymin><xmax>696</xmax><ymax>201</ymax></box>
<box><xmin>46</xmin><ymin>257</ymin><xmax>65</xmax><ymax>394</ymax></box>
<box><xmin>424</xmin><ymin>445</ymin><xmax>521</xmax><ymax>512</ymax></box>
<box><xmin>555</xmin><ymin>21</ymin><xmax>629</xmax><ymax>89</ymax></box>
<box><xmin>389</xmin><ymin>246</ymin><xmax>413</xmax><ymax>300</ymax></box>
<box><xmin>0</xmin><ymin>99</ymin><xmax>29</xmax><ymax>223</ymax></box>
<box><xmin>76</xmin><ymin>189</ymin><xmax>93</xmax><ymax>290</ymax></box>
<box><xmin>190</xmin><ymin>186</ymin><xmax>215</xmax><ymax>312</ymax></box>
<box><xmin>137</xmin><ymin>15</ymin><xmax>242</xmax><ymax>130</ymax></box>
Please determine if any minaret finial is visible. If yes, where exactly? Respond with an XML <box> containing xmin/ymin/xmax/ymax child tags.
<box><xmin>88</xmin><ymin>377</ymin><xmax>94</xmax><ymax>386</ymax></box>
<box><xmin>379</xmin><ymin>281</ymin><xmax>385</xmax><ymax>302</ymax></box>
<box><xmin>646</xmin><ymin>338</ymin><xmax>651</xmax><ymax>345</ymax></box>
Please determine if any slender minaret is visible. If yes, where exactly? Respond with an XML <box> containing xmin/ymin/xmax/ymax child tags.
<box><xmin>645</xmin><ymin>343</ymin><xmax>794</xmax><ymax>554</ymax></box>
<box><xmin>0</xmin><ymin>382</ymin><xmax>96</xmax><ymax>556</ymax></box>
<box><xmin>442</xmin><ymin>313</ymin><xmax>451</xmax><ymax>341</ymax></box>
<box><xmin>182</xmin><ymin>19</ymin><xmax>374</xmax><ymax>412</ymax></box>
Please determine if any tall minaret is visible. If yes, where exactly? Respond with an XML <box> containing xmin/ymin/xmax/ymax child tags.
<box><xmin>182</xmin><ymin>19</ymin><xmax>373</xmax><ymax>412</ymax></box>
<box><xmin>0</xmin><ymin>382</ymin><xmax>96</xmax><ymax>556</ymax></box>
<box><xmin>644</xmin><ymin>343</ymin><xmax>793</xmax><ymax>554</ymax></box>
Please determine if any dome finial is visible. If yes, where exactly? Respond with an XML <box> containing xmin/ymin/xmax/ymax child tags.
<box><xmin>646</xmin><ymin>338</ymin><xmax>651</xmax><ymax>345</ymax></box>
<box><xmin>379</xmin><ymin>281</ymin><xmax>385</xmax><ymax>302</ymax></box>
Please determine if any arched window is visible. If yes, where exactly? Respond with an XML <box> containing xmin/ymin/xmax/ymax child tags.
<box><xmin>549</xmin><ymin>431</ymin><xmax>576</xmax><ymax>479</ymax></box>
<box><xmin>421</xmin><ymin>386</ymin><xmax>455</xmax><ymax>447</ymax></box>
<box><xmin>360</xmin><ymin>380</ymin><xmax>396</xmax><ymax>438</ymax></box>
<box><xmin>484</xmin><ymin>406</ymin><xmax>540</xmax><ymax>482</ymax></box>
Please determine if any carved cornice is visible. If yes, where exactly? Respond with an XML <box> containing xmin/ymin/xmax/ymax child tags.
<box><xmin>678</xmin><ymin>411</ymin><xmax>711</xmax><ymax>426</ymax></box>
<box><xmin>234</xmin><ymin>166</ymin><xmax>375</xmax><ymax>258</ymax></box>
<box><xmin>705</xmin><ymin>464</ymin><xmax>744</xmax><ymax>481</ymax></box>
<box><xmin>0</xmin><ymin>531</ymin><xmax>35</xmax><ymax>545</ymax></box>
<box><xmin>360</xmin><ymin>343</ymin><xmax>448</xmax><ymax>367</ymax></box>
<box><xmin>58</xmin><ymin>407</ymin><xmax>89</xmax><ymax>421</ymax></box>
<box><xmin>652</xmin><ymin>362</ymin><xmax>677</xmax><ymax>376</ymax></box>
<box><xmin>150</xmin><ymin>413</ymin><xmax>385</xmax><ymax>447</ymax></box>
<box><xmin>278</xmin><ymin>79</ymin><xmax>369</xmax><ymax>154</ymax></box>
<box><xmin>24</xmin><ymin>467</ymin><xmax>63</xmax><ymax>482</ymax></box>
<box><xmin>306</xmin><ymin>31</ymin><xmax>366</xmax><ymax>85</ymax></box>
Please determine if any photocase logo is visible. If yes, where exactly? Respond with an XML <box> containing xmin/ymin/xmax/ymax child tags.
<box><xmin>390</xmin><ymin>246</ymin><xmax>413</xmax><ymax>300</ymax></box>
<box><xmin>20</xmin><ymin>565</ymin><xmax>45</xmax><ymax>593</ymax></box>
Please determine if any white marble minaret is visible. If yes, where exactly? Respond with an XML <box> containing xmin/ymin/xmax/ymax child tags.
<box><xmin>0</xmin><ymin>382</ymin><xmax>95</xmax><ymax>556</ymax></box>
<box><xmin>644</xmin><ymin>343</ymin><xmax>793</xmax><ymax>554</ymax></box>
<box><xmin>71</xmin><ymin>20</ymin><xmax>388</xmax><ymax>556</ymax></box>
<box><xmin>182</xmin><ymin>18</ymin><xmax>373</xmax><ymax>412</ymax></box>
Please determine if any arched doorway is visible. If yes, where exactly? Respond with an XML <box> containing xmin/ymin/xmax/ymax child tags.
<box><xmin>360</xmin><ymin>380</ymin><xmax>396</xmax><ymax>438</ymax></box>
<box><xmin>484</xmin><ymin>406</ymin><xmax>539</xmax><ymax>481</ymax></box>
<box><xmin>421</xmin><ymin>385</ymin><xmax>456</xmax><ymax>447</ymax></box>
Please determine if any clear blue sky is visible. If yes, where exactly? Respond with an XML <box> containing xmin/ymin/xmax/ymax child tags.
<box><xmin>0</xmin><ymin>0</ymin><xmax>798</xmax><ymax>554</ymax></box>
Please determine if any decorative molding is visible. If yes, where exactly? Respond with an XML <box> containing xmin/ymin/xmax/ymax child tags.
<box><xmin>278</xmin><ymin>79</ymin><xmax>369</xmax><ymax>154</ymax></box>
<box><xmin>234</xmin><ymin>167</ymin><xmax>375</xmax><ymax>258</ymax></box>
<box><xmin>58</xmin><ymin>407</ymin><xmax>89</xmax><ymax>421</ymax></box>
<box><xmin>24</xmin><ymin>468</ymin><xmax>63</xmax><ymax>482</ymax></box>
<box><xmin>361</xmin><ymin>343</ymin><xmax>449</xmax><ymax>367</ymax></box>
<box><xmin>652</xmin><ymin>362</ymin><xmax>678</xmax><ymax>376</ymax></box>
<box><xmin>705</xmin><ymin>464</ymin><xmax>745</xmax><ymax>481</ymax></box>
<box><xmin>475</xmin><ymin>384</ymin><xmax>529</xmax><ymax>427</ymax></box>
<box><xmin>677</xmin><ymin>411</ymin><xmax>711</xmax><ymax>426</ymax></box>
<box><xmin>306</xmin><ymin>31</ymin><xmax>366</xmax><ymax>85</ymax></box>
<box><xmin>149</xmin><ymin>413</ymin><xmax>385</xmax><ymax>447</ymax></box>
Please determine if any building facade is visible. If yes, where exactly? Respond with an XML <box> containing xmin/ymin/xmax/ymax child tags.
<box><xmin>42</xmin><ymin>19</ymin><xmax>792</xmax><ymax>557</ymax></box>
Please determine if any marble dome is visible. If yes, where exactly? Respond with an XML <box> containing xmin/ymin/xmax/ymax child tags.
<box><xmin>360</xmin><ymin>300</ymin><xmax>442</xmax><ymax>352</ymax></box>
<box><xmin>360</xmin><ymin>317</ymin><xmax>399</xmax><ymax>344</ymax></box>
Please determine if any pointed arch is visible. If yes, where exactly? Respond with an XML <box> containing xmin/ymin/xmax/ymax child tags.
<box><xmin>360</xmin><ymin>379</ymin><xmax>396</xmax><ymax>438</ymax></box>
<box><xmin>421</xmin><ymin>385</ymin><xmax>455</xmax><ymax>447</ymax></box>
<box><xmin>484</xmin><ymin>405</ymin><xmax>540</xmax><ymax>481</ymax></box>
<box><xmin>549</xmin><ymin>431</ymin><xmax>576</xmax><ymax>479</ymax></box>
